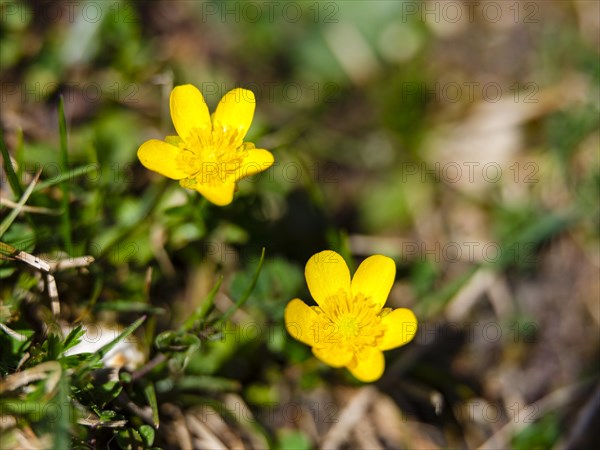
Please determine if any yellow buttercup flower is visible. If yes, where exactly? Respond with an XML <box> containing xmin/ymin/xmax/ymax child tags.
<box><xmin>137</xmin><ymin>84</ymin><xmax>274</xmax><ymax>206</ymax></box>
<box><xmin>284</xmin><ymin>250</ymin><xmax>417</xmax><ymax>382</ymax></box>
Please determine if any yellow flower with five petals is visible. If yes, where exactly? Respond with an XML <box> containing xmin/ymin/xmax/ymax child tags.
<box><xmin>284</xmin><ymin>250</ymin><xmax>417</xmax><ymax>382</ymax></box>
<box><xmin>138</xmin><ymin>84</ymin><xmax>274</xmax><ymax>206</ymax></box>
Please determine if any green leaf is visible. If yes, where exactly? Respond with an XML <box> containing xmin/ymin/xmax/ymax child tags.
<box><xmin>99</xmin><ymin>410</ymin><xmax>118</xmax><ymax>421</ymax></box>
<box><xmin>98</xmin><ymin>380</ymin><xmax>123</xmax><ymax>408</ymax></box>
<box><xmin>62</xmin><ymin>325</ymin><xmax>85</xmax><ymax>353</ymax></box>
<box><xmin>276</xmin><ymin>429</ymin><xmax>312</xmax><ymax>450</ymax></box>
<box><xmin>246</xmin><ymin>383</ymin><xmax>280</xmax><ymax>405</ymax></box>
<box><xmin>155</xmin><ymin>331</ymin><xmax>200</xmax><ymax>352</ymax></box>
<box><xmin>512</xmin><ymin>412</ymin><xmax>560</xmax><ymax>450</ymax></box>
<box><xmin>116</xmin><ymin>428</ymin><xmax>143</xmax><ymax>450</ymax></box>
<box><xmin>139</xmin><ymin>424</ymin><xmax>155</xmax><ymax>447</ymax></box>
<box><xmin>143</xmin><ymin>382</ymin><xmax>159</xmax><ymax>427</ymax></box>
<box><xmin>45</xmin><ymin>332</ymin><xmax>63</xmax><ymax>361</ymax></box>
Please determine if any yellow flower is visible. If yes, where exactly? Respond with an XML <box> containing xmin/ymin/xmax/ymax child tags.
<box><xmin>284</xmin><ymin>250</ymin><xmax>417</xmax><ymax>382</ymax></box>
<box><xmin>137</xmin><ymin>84</ymin><xmax>274</xmax><ymax>206</ymax></box>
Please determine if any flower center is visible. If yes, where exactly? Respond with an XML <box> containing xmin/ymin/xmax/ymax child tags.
<box><xmin>315</xmin><ymin>289</ymin><xmax>385</xmax><ymax>352</ymax></box>
<box><xmin>176</xmin><ymin>125</ymin><xmax>247</xmax><ymax>187</ymax></box>
<box><xmin>337</xmin><ymin>315</ymin><xmax>360</xmax><ymax>339</ymax></box>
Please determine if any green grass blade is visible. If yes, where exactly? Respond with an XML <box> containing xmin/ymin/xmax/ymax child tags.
<box><xmin>143</xmin><ymin>382</ymin><xmax>160</xmax><ymax>427</ymax></box>
<box><xmin>173</xmin><ymin>375</ymin><xmax>240</xmax><ymax>392</ymax></box>
<box><xmin>62</xmin><ymin>325</ymin><xmax>85</xmax><ymax>353</ymax></box>
<box><xmin>93</xmin><ymin>301</ymin><xmax>166</xmax><ymax>314</ymax></box>
<box><xmin>76</xmin><ymin>316</ymin><xmax>146</xmax><ymax>374</ymax></box>
<box><xmin>57</xmin><ymin>96</ymin><xmax>73</xmax><ymax>252</ymax></box>
<box><xmin>218</xmin><ymin>248</ymin><xmax>266</xmax><ymax>324</ymax></box>
<box><xmin>15</xmin><ymin>127</ymin><xmax>24</xmax><ymax>179</ymax></box>
<box><xmin>53</xmin><ymin>372</ymin><xmax>72</xmax><ymax>450</ymax></box>
<box><xmin>33</xmin><ymin>164</ymin><xmax>100</xmax><ymax>192</ymax></box>
<box><xmin>181</xmin><ymin>276</ymin><xmax>223</xmax><ymax>332</ymax></box>
<box><xmin>0</xmin><ymin>170</ymin><xmax>41</xmax><ymax>239</ymax></box>
<box><xmin>96</xmin><ymin>315</ymin><xmax>146</xmax><ymax>361</ymax></box>
<box><xmin>0</xmin><ymin>127</ymin><xmax>24</xmax><ymax>198</ymax></box>
<box><xmin>97</xmin><ymin>181</ymin><xmax>167</xmax><ymax>260</ymax></box>
<box><xmin>0</xmin><ymin>241</ymin><xmax>19</xmax><ymax>257</ymax></box>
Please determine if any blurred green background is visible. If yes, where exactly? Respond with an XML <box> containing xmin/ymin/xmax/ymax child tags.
<box><xmin>1</xmin><ymin>1</ymin><xmax>599</xmax><ymax>449</ymax></box>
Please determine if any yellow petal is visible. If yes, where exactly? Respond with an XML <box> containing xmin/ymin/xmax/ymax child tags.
<box><xmin>165</xmin><ymin>135</ymin><xmax>183</xmax><ymax>146</ymax></box>
<box><xmin>305</xmin><ymin>251</ymin><xmax>351</xmax><ymax>307</ymax></box>
<box><xmin>137</xmin><ymin>139</ymin><xmax>187</xmax><ymax>180</ymax></box>
<box><xmin>235</xmin><ymin>149</ymin><xmax>275</xmax><ymax>181</ymax></box>
<box><xmin>378</xmin><ymin>308</ymin><xmax>418</xmax><ymax>351</ymax></box>
<box><xmin>351</xmin><ymin>255</ymin><xmax>396</xmax><ymax>310</ymax></box>
<box><xmin>347</xmin><ymin>347</ymin><xmax>385</xmax><ymax>382</ymax></box>
<box><xmin>170</xmin><ymin>84</ymin><xmax>211</xmax><ymax>139</ymax></box>
<box><xmin>312</xmin><ymin>345</ymin><xmax>353</xmax><ymax>368</ymax></box>
<box><xmin>213</xmin><ymin>88</ymin><xmax>255</xmax><ymax>139</ymax></box>
<box><xmin>284</xmin><ymin>299</ymin><xmax>319</xmax><ymax>346</ymax></box>
<box><xmin>192</xmin><ymin>181</ymin><xmax>236</xmax><ymax>206</ymax></box>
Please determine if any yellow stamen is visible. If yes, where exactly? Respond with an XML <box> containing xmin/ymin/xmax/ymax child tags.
<box><xmin>315</xmin><ymin>290</ymin><xmax>386</xmax><ymax>353</ymax></box>
<box><xmin>176</xmin><ymin>126</ymin><xmax>248</xmax><ymax>187</ymax></box>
